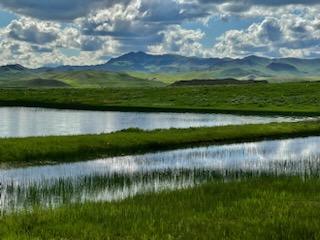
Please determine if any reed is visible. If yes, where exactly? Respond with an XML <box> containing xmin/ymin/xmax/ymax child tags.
<box><xmin>1</xmin><ymin>176</ymin><xmax>320</xmax><ymax>239</ymax></box>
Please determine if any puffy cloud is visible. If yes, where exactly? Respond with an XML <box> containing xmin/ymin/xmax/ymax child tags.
<box><xmin>79</xmin><ymin>0</ymin><xmax>211</xmax><ymax>53</ymax></box>
<box><xmin>148</xmin><ymin>25</ymin><xmax>206</xmax><ymax>56</ymax></box>
<box><xmin>4</xmin><ymin>18</ymin><xmax>60</xmax><ymax>44</ymax></box>
<box><xmin>0</xmin><ymin>17</ymin><xmax>121</xmax><ymax>67</ymax></box>
<box><xmin>0</xmin><ymin>36</ymin><xmax>119</xmax><ymax>68</ymax></box>
<box><xmin>212</xmin><ymin>13</ymin><xmax>320</xmax><ymax>58</ymax></box>
<box><xmin>81</xmin><ymin>1</ymin><xmax>148</xmax><ymax>37</ymax></box>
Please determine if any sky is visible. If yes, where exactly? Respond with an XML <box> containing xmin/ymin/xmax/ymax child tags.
<box><xmin>0</xmin><ymin>0</ymin><xmax>320</xmax><ymax>68</ymax></box>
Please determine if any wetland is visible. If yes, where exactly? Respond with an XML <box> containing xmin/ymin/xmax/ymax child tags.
<box><xmin>1</xmin><ymin>85</ymin><xmax>320</xmax><ymax>239</ymax></box>
<box><xmin>1</xmin><ymin>136</ymin><xmax>320</xmax><ymax>214</ymax></box>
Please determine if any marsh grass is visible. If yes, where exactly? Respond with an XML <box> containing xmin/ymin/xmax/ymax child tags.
<box><xmin>1</xmin><ymin>120</ymin><xmax>320</xmax><ymax>164</ymax></box>
<box><xmin>1</xmin><ymin>136</ymin><xmax>320</xmax><ymax>215</ymax></box>
<box><xmin>1</xmin><ymin>176</ymin><xmax>320</xmax><ymax>239</ymax></box>
<box><xmin>1</xmin><ymin>169</ymin><xmax>222</xmax><ymax>213</ymax></box>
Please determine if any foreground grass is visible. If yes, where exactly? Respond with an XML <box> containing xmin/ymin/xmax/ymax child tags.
<box><xmin>0</xmin><ymin>82</ymin><xmax>320</xmax><ymax>115</ymax></box>
<box><xmin>1</xmin><ymin>176</ymin><xmax>320</xmax><ymax>239</ymax></box>
<box><xmin>1</xmin><ymin>120</ymin><xmax>320</xmax><ymax>164</ymax></box>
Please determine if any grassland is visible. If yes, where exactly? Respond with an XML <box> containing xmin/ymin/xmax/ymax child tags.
<box><xmin>1</xmin><ymin>176</ymin><xmax>320</xmax><ymax>239</ymax></box>
<box><xmin>128</xmin><ymin>69</ymin><xmax>320</xmax><ymax>83</ymax></box>
<box><xmin>40</xmin><ymin>70</ymin><xmax>166</xmax><ymax>88</ymax></box>
<box><xmin>0</xmin><ymin>70</ymin><xmax>166</xmax><ymax>88</ymax></box>
<box><xmin>0</xmin><ymin>120</ymin><xmax>319</xmax><ymax>165</ymax></box>
<box><xmin>0</xmin><ymin>82</ymin><xmax>319</xmax><ymax>115</ymax></box>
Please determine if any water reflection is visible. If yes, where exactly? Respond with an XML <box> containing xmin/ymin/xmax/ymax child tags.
<box><xmin>0</xmin><ymin>107</ymin><xmax>310</xmax><ymax>138</ymax></box>
<box><xmin>0</xmin><ymin>136</ymin><xmax>320</xmax><ymax>213</ymax></box>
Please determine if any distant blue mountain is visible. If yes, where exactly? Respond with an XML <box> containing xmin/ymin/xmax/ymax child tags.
<box><xmin>94</xmin><ymin>51</ymin><xmax>226</xmax><ymax>72</ymax></box>
<box><xmin>0</xmin><ymin>64</ymin><xmax>27</xmax><ymax>72</ymax></box>
<box><xmin>2</xmin><ymin>52</ymin><xmax>320</xmax><ymax>81</ymax></box>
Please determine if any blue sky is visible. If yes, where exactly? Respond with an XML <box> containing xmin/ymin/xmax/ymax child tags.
<box><xmin>0</xmin><ymin>0</ymin><xmax>320</xmax><ymax>68</ymax></box>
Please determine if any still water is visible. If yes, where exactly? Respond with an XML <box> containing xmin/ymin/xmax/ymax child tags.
<box><xmin>0</xmin><ymin>136</ymin><xmax>319</xmax><ymax>213</ymax></box>
<box><xmin>0</xmin><ymin>107</ymin><xmax>309</xmax><ymax>138</ymax></box>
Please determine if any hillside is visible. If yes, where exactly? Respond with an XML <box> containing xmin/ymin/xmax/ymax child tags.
<box><xmin>101</xmin><ymin>53</ymin><xmax>320</xmax><ymax>82</ymax></box>
<box><xmin>1</xmin><ymin>52</ymin><xmax>320</xmax><ymax>87</ymax></box>
<box><xmin>0</xmin><ymin>69</ymin><xmax>166</xmax><ymax>88</ymax></box>
<box><xmin>97</xmin><ymin>51</ymin><xmax>224</xmax><ymax>73</ymax></box>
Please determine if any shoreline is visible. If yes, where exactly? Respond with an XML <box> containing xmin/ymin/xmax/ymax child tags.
<box><xmin>1</xmin><ymin>120</ymin><xmax>320</xmax><ymax>166</ymax></box>
<box><xmin>1</xmin><ymin>101</ymin><xmax>319</xmax><ymax>117</ymax></box>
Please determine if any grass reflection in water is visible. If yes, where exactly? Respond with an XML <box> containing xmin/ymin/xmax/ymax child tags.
<box><xmin>1</xmin><ymin>136</ymin><xmax>320</xmax><ymax>214</ymax></box>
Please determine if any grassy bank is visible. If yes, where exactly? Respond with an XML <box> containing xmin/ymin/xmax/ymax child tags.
<box><xmin>1</xmin><ymin>176</ymin><xmax>320</xmax><ymax>239</ymax></box>
<box><xmin>0</xmin><ymin>82</ymin><xmax>320</xmax><ymax>115</ymax></box>
<box><xmin>1</xmin><ymin>120</ymin><xmax>320</xmax><ymax>164</ymax></box>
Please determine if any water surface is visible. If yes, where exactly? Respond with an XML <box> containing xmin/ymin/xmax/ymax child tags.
<box><xmin>1</xmin><ymin>136</ymin><xmax>319</xmax><ymax>213</ymax></box>
<box><xmin>0</xmin><ymin>107</ymin><xmax>309</xmax><ymax>138</ymax></box>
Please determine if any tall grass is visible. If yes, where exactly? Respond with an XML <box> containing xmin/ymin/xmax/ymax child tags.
<box><xmin>1</xmin><ymin>176</ymin><xmax>320</xmax><ymax>239</ymax></box>
<box><xmin>3</xmin><ymin>157</ymin><xmax>320</xmax><ymax>214</ymax></box>
<box><xmin>1</xmin><ymin>120</ymin><xmax>320</xmax><ymax>164</ymax></box>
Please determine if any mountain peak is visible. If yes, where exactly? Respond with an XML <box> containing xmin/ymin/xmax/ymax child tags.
<box><xmin>244</xmin><ymin>55</ymin><xmax>265</xmax><ymax>60</ymax></box>
<box><xmin>0</xmin><ymin>64</ymin><xmax>27</xmax><ymax>71</ymax></box>
<box><xmin>122</xmin><ymin>51</ymin><xmax>148</xmax><ymax>57</ymax></box>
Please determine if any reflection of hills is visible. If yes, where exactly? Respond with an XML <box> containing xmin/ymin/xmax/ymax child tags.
<box><xmin>0</xmin><ymin>107</ymin><xmax>302</xmax><ymax>138</ymax></box>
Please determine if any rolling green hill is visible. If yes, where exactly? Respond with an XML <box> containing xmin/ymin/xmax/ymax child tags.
<box><xmin>0</xmin><ymin>69</ymin><xmax>166</xmax><ymax>88</ymax></box>
<box><xmin>41</xmin><ymin>70</ymin><xmax>166</xmax><ymax>88</ymax></box>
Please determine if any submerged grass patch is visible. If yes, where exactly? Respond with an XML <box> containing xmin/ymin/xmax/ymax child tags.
<box><xmin>0</xmin><ymin>120</ymin><xmax>320</xmax><ymax>164</ymax></box>
<box><xmin>1</xmin><ymin>176</ymin><xmax>320</xmax><ymax>240</ymax></box>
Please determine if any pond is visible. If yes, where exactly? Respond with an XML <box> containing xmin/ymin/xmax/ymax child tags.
<box><xmin>1</xmin><ymin>136</ymin><xmax>319</xmax><ymax>213</ymax></box>
<box><xmin>0</xmin><ymin>107</ymin><xmax>311</xmax><ymax>138</ymax></box>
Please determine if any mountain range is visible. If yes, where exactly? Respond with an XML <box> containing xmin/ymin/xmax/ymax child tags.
<box><xmin>49</xmin><ymin>52</ymin><xmax>320</xmax><ymax>77</ymax></box>
<box><xmin>1</xmin><ymin>52</ymin><xmax>320</xmax><ymax>87</ymax></box>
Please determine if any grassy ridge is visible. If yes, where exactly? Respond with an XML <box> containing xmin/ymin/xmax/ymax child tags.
<box><xmin>1</xmin><ymin>120</ymin><xmax>320</xmax><ymax>164</ymax></box>
<box><xmin>1</xmin><ymin>176</ymin><xmax>320</xmax><ymax>239</ymax></box>
<box><xmin>0</xmin><ymin>70</ymin><xmax>167</xmax><ymax>88</ymax></box>
<box><xmin>0</xmin><ymin>82</ymin><xmax>320</xmax><ymax>115</ymax></box>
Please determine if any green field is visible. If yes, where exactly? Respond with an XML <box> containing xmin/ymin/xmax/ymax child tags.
<box><xmin>0</xmin><ymin>82</ymin><xmax>320</xmax><ymax>115</ymax></box>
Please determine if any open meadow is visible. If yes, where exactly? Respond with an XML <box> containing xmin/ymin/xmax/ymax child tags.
<box><xmin>0</xmin><ymin>82</ymin><xmax>320</xmax><ymax>115</ymax></box>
